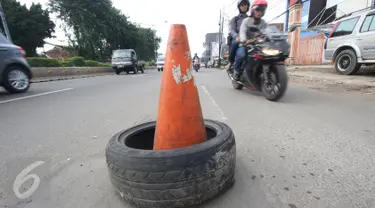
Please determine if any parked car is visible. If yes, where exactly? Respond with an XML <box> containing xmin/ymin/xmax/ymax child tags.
<box><xmin>325</xmin><ymin>8</ymin><xmax>375</xmax><ymax>75</ymax></box>
<box><xmin>157</xmin><ymin>57</ymin><xmax>165</xmax><ymax>72</ymax></box>
<box><xmin>111</xmin><ymin>49</ymin><xmax>144</xmax><ymax>75</ymax></box>
<box><xmin>0</xmin><ymin>34</ymin><xmax>32</xmax><ymax>93</ymax></box>
<box><xmin>206</xmin><ymin>61</ymin><xmax>213</xmax><ymax>68</ymax></box>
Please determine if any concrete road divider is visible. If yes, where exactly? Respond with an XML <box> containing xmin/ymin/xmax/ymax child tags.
<box><xmin>31</xmin><ymin>66</ymin><xmax>157</xmax><ymax>78</ymax></box>
<box><xmin>31</xmin><ymin>67</ymin><xmax>113</xmax><ymax>78</ymax></box>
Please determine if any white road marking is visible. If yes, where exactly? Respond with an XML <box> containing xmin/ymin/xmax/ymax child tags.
<box><xmin>0</xmin><ymin>88</ymin><xmax>73</xmax><ymax>104</ymax></box>
<box><xmin>131</xmin><ymin>74</ymin><xmax>146</xmax><ymax>78</ymax></box>
<box><xmin>201</xmin><ymin>85</ymin><xmax>228</xmax><ymax>121</ymax></box>
<box><xmin>13</xmin><ymin>161</ymin><xmax>45</xmax><ymax>199</ymax></box>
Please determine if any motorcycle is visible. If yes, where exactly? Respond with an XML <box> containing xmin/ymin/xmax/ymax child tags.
<box><xmin>193</xmin><ymin>59</ymin><xmax>200</xmax><ymax>72</ymax></box>
<box><xmin>227</xmin><ymin>25</ymin><xmax>290</xmax><ymax>102</ymax></box>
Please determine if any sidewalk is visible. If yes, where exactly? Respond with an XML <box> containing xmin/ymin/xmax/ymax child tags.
<box><xmin>288</xmin><ymin>65</ymin><xmax>375</xmax><ymax>88</ymax></box>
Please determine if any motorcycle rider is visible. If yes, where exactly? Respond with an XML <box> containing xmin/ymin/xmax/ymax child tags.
<box><xmin>192</xmin><ymin>53</ymin><xmax>200</xmax><ymax>70</ymax></box>
<box><xmin>233</xmin><ymin>0</ymin><xmax>268</xmax><ymax>81</ymax></box>
<box><xmin>225</xmin><ymin>0</ymin><xmax>250</xmax><ymax>71</ymax></box>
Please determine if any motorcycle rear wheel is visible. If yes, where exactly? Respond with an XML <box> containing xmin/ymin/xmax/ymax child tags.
<box><xmin>262</xmin><ymin>65</ymin><xmax>288</xmax><ymax>102</ymax></box>
<box><xmin>227</xmin><ymin>69</ymin><xmax>243</xmax><ymax>90</ymax></box>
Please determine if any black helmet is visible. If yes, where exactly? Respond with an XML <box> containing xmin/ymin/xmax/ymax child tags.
<box><xmin>237</xmin><ymin>0</ymin><xmax>250</xmax><ymax>13</ymax></box>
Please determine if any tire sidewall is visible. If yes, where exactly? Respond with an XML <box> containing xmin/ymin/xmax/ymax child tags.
<box><xmin>335</xmin><ymin>50</ymin><xmax>359</xmax><ymax>75</ymax></box>
<box><xmin>106</xmin><ymin>120</ymin><xmax>234</xmax><ymax>172</ymax></box>
<box><xmin>3</xmin><ymin>66</ymin><xmax>30</xmax><ymax>93</ymax></box>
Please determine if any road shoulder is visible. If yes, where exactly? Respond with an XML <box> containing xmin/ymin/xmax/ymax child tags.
<box><xmin>288</xmin><ymin>65</ymin><xmax>375</xmax><ymax>95</ymax></box>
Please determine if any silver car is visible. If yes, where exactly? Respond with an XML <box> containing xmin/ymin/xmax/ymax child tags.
<box><xmin>0</xmin><ymin>34</ymin><xmax>32</xmax><ymax>93</ymax></box>
<box><xmin>324</xmin><ymin>8</ymin><xmax>375</xmax><ymax>75</ymax></box>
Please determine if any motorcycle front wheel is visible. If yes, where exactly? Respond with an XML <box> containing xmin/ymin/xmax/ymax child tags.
<box><xmin>262</xmin><ymin>64</ymin><xmax>288</xmax><ymax>102</ymax></box>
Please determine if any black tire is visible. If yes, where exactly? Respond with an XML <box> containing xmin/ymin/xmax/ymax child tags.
<box><xmin>334</xmin><ymin>49</ymin><xmax>361</xmax><ymax>75</ymax></box>
<box><xmin>105</xmin><ymin>120</ymin><xmax>236</xmax><ymax>208</ymax></box>
<box><xmin>133</xmin><ymin>66</ymin><xmax>138</xmax><ymax>74</ymax></box>
<box><xmin>116</xmin><ymin>69</ymin><xmax>121</xmax><ymax>75</ymax></box>
<box><xmin>2</xmin><ymin>66</ymin><xmax>31</xmax><ymax>93</ymax></box>
<box><xmin>232</xmin><ymin>81</ymin><xmax>243</xmax><ymax>90</ymax></box>
<box><xmin>262</xmin><ymin>64</ymin><xmax>288</xmax><ymax>102</ymax></box>
<box><xmin>226</xmin><ymin>70</ymin><xmax>243</xmax><ymax>90</ymax></box>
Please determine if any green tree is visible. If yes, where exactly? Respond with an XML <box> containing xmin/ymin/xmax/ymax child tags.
<box><xmin>1</xmin><ymin>0</ymin><xmax>55</xmax><ymax>56</ymax></box>
<box><xmin>49</xmin><ymin>0</ymin><xmax>160</xmax><ymax>61</ymax></box>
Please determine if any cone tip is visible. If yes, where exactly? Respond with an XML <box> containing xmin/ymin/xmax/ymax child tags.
<box><xmin>170</xmin><ymin>24</ymin><xmax>187</xmax><ymax>30</ymax></box>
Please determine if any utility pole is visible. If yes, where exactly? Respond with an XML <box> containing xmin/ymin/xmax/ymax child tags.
<box><xmin>0</xmin><ymin>1</ymin><xmax>12</xmax><ymax>42</ymax></box>
<box><xmin>218</xmin><ymin>10</ymin><xmax>222</xmax><ymax>68</ymax></box>
<box><xmin>153</xmin><ymin>36</ymin><xmax>157</xmax><ymax>61</ymax></box>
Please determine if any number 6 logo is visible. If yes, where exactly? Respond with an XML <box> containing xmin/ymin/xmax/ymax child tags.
<box><xmin>13</xmin><ymin>161</ymin><xmax>45</xmax><ymax>199</ymax></box>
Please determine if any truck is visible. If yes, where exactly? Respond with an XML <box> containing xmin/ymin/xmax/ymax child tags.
<box><xmin>156</xmin><ymin>56</ymin><xmax>165</xmax><ymax>72</ymax></box>
<box><xmin>111</xmin><ymin>49</ymin><xmax>145</xmax><ymax>75</ymax></box>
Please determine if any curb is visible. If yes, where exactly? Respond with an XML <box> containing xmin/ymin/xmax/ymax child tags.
<box><xmin>29</xmin><ymin>67</ymin><xmax>157</xmax><ymax>83</ymax></box>
<box><xmin>31</xmin><ymin>67</ymin><xmax>157</xmax><ymax>78</ymax></box>
<box><xmin>31</xmin><ymin>74</ymin><xmax>112</xmax><ymax>83</ymax></box>
<box><xmin>287</xmin><ymin>65</ymin><xmax>333</xmax><ymax>70</ymax></box>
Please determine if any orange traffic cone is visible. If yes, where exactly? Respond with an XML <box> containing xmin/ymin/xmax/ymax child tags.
<box><xmin>154</xmin><ymin>24</ymin><xmax>207</xmax><ymax>150</ymax></box>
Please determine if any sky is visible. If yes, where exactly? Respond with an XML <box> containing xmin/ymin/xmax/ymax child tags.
<box><xmin>17</xmin><ymin>0</ymin><xmax>287</xmax><ymax>56</ymax></box>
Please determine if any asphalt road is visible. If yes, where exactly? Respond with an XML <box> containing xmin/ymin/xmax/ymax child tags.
<box><xmin>1</xmin><ymin>69</ymin><xmax>375</xmax><ymax>208</ymax></box>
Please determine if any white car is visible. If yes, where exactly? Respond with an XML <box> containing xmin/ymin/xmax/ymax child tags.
<box><xmin>157</xmin><ymin>57</ymin><xmax>165</xmax><ymax>72</ymax></box>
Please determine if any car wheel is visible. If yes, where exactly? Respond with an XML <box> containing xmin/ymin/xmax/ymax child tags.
<box><xmin>106</xmin><ymin>119</ymin><xmax>236</xmax><ymax>208</ymax></box>
<box><xmin>334</xmin><ymin>49</ymin><xmax>361</xmax><ymax>75</ymax></box>
<box><xmin>3</xmin><ymin>66</ymin><xmax>31</xmax><ymax>93</ymax></box>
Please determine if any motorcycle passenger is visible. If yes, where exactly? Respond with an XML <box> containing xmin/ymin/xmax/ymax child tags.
<box><xmin>226</xmin><ymin>0</ymin><xmax>250</xmax><ymax>71</ymax></box>
<box><xmin>233</xmin><ymin>0</ymin><xmax>268</xmax><ymax>81</ymax></box>
<box><xmin>192</xmin><ymin>53</ymin><xmax>199</xmax><ymax>62</ymax></box>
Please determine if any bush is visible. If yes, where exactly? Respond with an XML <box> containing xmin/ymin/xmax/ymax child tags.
<box><xmin>84</xmin><ymin>60</ymin><xmax>100</xmax><ymax>67</ymax></box>
<box><xmin>27</xmin><ymin>56</ymin><xmax>111</xmax><ymax>68</ymax></box>
<box><xmin>60</xmin><ymin>60</ymin><xmax>73</xmax><ymax>67</ymax></box>
<box><xmin>67</xmin><ymin>56</ymin><xmax>85</xmax><ymax>67</ymax></box>
<box><xmin>99</xmin><ymin>63</ymin><xmax>111</xmax><ymax>67</ymax></box>
<box><xmin>27</xmin><ymin>57</ymin><xmax>61</xmax><ymax>67</ymax></box>
<box><xmin>146</xmin><ymin>61</ymin><xmax>156</xmax><ymax>66</ymax></box>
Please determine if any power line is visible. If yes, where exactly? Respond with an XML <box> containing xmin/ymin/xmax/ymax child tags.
<box><xmin>269</xmin><ymin>0</ymin><xmax>310</xmax><ymax>23</ymax></box>
<box><xmin>268</xmin><ymin>0</ymin><xmax>285</xmax><ymax>12</ymax></box>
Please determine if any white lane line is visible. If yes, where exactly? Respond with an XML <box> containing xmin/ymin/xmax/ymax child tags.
<box><xmin>131</xmin><ymin>74</ymin><xmax>146</xmax><ymax>78</ymax></box>
<box><xmin>0</xmin><ymin>88</ymin><xmax>74</xmax><ymax>104</ymax></box>
<box><xmin>201</xmin><ymin>85</ymin><xmax>228</xmax><ymax>121</ymax></box>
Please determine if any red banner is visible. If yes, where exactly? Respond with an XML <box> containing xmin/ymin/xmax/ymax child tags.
<box><xmin>289</xmin><ymin>0</ymin><xmax>299</xmax><ymax>6</ymax></box>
